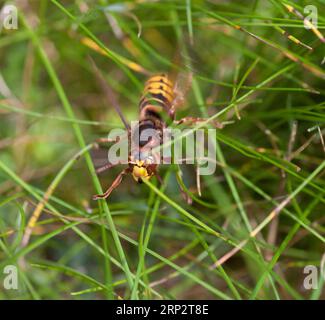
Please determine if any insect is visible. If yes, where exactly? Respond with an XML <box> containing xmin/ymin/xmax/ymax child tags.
<box><xmin>91</xmin><ymin>62</ymin><xmax>222</xmax><ymax>202</ymax></box>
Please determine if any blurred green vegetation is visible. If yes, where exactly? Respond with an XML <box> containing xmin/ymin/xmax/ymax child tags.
<box><xmin>0</xmin><ymin>0</ymin><xmax>324</xmax><ymax>299</ymax></box>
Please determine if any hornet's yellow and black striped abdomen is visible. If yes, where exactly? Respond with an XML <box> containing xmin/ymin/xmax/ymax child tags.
<box><xmin>139</xmin><ymin>74</ymin><xmax>175</xmax><ymax>122</ymax></box>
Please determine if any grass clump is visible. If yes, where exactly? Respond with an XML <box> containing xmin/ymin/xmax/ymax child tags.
<box><xmin>0</xmin><ymin>0</ymin><xmax>324</xmax><ymax>300</ymax></box>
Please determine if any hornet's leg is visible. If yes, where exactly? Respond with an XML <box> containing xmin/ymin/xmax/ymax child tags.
<box><xmin>96</xmin><ymin>129</ymin><xmax>129</xmax><ymax>144</ymax></box>
<box><xmin>93</xmin><ymin>168</ymin><xmax>129</xmax><ymax>200</ymax></box>
<box><xmin>175</xmin><ymin>168</ymin><xmax>193</xmax><ymax>205</ymax></box>
<box><xmin>174</xmin><ymin>117</ymin><xmax>224</xmax><ymax>129</ymax></box>
<box><xmin>95</xmin><ymin>161</ymin><xmax>122</xmax><ymax>174</ymax></box>
<box><xmin>196</xmin><ymin>164</ymin><xmax>202</xmax><ymax>197</ymax></box>
<box><xmin>96</xmin><ymin>133</ymin><xmax>128</xmax><ymax>144</ymax></box>
<box><xmin>96</xmin><ymin>137</ymin><xmax>118</xmax><ymax>143</ymax></box>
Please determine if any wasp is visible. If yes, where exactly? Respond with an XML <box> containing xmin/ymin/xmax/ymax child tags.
<box><xmin>91</xmin><ymin>63</ymin><xmax>222</xmax><ymax>201</ymax></box>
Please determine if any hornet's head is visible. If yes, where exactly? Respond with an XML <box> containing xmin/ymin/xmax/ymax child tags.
<box><xmin>131</xmin><ymin>155</ymin><xmax>156</xmax><ymax>183</ymax></box>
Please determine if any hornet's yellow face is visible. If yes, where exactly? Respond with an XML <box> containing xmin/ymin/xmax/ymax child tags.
<box><xmin>132</xmin><ymin>160</ymin><xmax>153</xmax><ymax>182</ymax></box>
